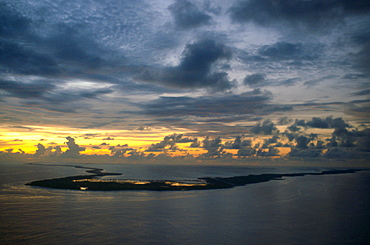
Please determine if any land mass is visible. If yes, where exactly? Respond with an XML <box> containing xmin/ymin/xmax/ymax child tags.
<box><xmin>26</xmin><ymin>167</ymin><xmax>362</xmax><ymax>191</ymax></box>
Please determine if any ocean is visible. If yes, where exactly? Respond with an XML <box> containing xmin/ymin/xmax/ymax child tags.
<box><xmin>1</xmin><ymin>162</ymin><xmax>369</xmax><ymax>244</ymax></box>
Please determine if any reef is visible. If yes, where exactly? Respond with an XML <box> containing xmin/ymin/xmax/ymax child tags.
<box><xmin>26</xmin><ymin>168</ymin><xmax>361</xmax><ymax>191</ymax></box>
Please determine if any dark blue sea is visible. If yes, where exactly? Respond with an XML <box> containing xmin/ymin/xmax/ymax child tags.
<box><xmin>1</xmin><ymin>162</ymin><xmax>369</xmax><ymax>244</ymax></box>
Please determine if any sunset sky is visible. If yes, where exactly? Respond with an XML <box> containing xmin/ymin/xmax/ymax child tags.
<box><xmin>1</xmin><ymin>0</ymin><xmax>369</xmax><ymax>163</ymax></box>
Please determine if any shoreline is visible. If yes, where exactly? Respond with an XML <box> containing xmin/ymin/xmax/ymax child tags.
<box><xmin>26</xmin><ymin>168</ymin><xmax>363</xmax><ymax>191</ymax></box>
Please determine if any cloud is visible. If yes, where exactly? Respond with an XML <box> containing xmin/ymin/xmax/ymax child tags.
<box><xmin>258</xmin><ymin>42</ymin><xmax>318</xmax><ymax>61</ymax></box>
<box><xmin>0</xmin><ymin>2</ymin><xmax>31</xmax><ymax>38</ymax></box>
<box><xmin>139</xmin><ymin>89</ymin><xmax>274</xmax><ymax>118</ymax></box>
<box><xmin>136</xmin><ymin>39</ymin><xmax>234</xmax><ymax>91</ymax></box>
<box><xmin>352</xmin><ymin>42</ymin><xmax>370</xmax><ymax>74</ymax></box>
<box><xmin>250</xmin><ymin>119</ymin><xmax>277</xmax><ymax>135</ymax></box>
<box><xmin>0</xmin><ymin>40</ymin><xmax>59</xmax><ymax>76</ymax></box>
<box><xmin>257</xmin><ymin>147</ymin><xmax>280</xmax><ymax>157</ymax></box>
<box><xmin>0</xmin><ymin>1</ymin><xmax>129</xmax><ymax>83</ymax></box>
<box><xmin>102</xmin><ymin>137</ymin><xmax>114</xmax><ymax>140</ymax></box>
<box><xmin>146</xmin><ymin>134</ymin><xmax>185</xmax><ymax>152</ymax></box>
<box><xmin>63</xmin><ymin>136</ymin><xmax>85</xmax><ymax>157</ymax></box>
<box><xmin>34</xmin><ymin>143</ymin><xmax>46</xmax><ymax>156</ymax></box>
<box><xmin>303</xmin><ymin>75</ymin><xmax>337</xmax><ymax>88</ymax></box>
<box><xmin>237</xmin><ymin>147</ymin><xmax>256</xmax><ymax>157</ymax></box>
<box><xmin>168</xmin><ymin>0</ymin><xmax>212</xmax><ymax>29</ymax></box>
<box><xmin>0</xmin><ymin>79</ymin><xmax>56</xmax><ymax>99</ymax></box>
<box><xmin>243</xmin><ymin>73</ymin><xmax>267</xmax><ymax>87</ymax></box>
<box><xmin>294</xmin><ymin>116</ymin><xmax>351</xmax><ymax>129</ymax></box>
<box><xmin>294</xmin><ymin>135</ymin><xmax>311</xmax><ymax>149</ymax></box>
<box><xmin>343</xmin><ymin>74</ymin><xmax>367</xmax><ymax>80</ymax></box>
<box><xmin>43</xmin><ymin>25</ymin><xmax>113</xmax><ymax>70</ymax></box>
<box><xmin>277</xmin><ymin>116</ymin><xmax>293</xmax><ymax>125</ymax></box>
<box><xmin>289</xmin><ymin>148</ymin><xmax>322</xmax><ymax>158</ymax></box>
<box><xmin>199</xmin><ymin>136</ymin><xmax>227</xmax><ymax>158</ymax></box>
<box><xmin>228</xmin><ymin>0</ymin><xmax>370</xmax><ymax>32</ymax></box>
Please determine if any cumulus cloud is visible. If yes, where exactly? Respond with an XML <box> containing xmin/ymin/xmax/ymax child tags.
<box><xmin>289</xmin><ymin>148</ymin><xmax>322</xmax><ymax>158</ymax></box>
<box><xmin>136</xmin><ymin>39</ymin><xmax>234</xmax><ymax>91</ymax></box>
<box><xmin>250</xmin><ymin>119</ymin><xmax>277</xmax><ymax>135</ymax></box>
<box><xmin>168</xmin><ymin>0</ymin><xmax>212</xmax><ymax>29</ymax></box>
<box><xmin>200</xmin><ymin>136</ymin><xmax>226</xmax><ymax>158</ymax></box>
<box><xmin>63</xmin><ymin>136</ymin><xmax>85</xmax><ymax>157</ymax></box>
<box><xmin>277</xmin><ymin>116</ymin><xmax>293</xmax><ymax>125</ymax></box>
<box><xmin>292</xmin><ymin>116</ymin><xmax>351</xmax><ymax>129</ymax></box>
<box><xmin>34</xmin><ymin>143</ymin><xmax>46</xmax><ymax>156</ymax></box>
<box><xmin>146</xmin><ymin>134</ymin><xmax>186</xmax><ymax>152</ymax></box>
<box><xmin>257</xmin><ymin>147</ymin><xmax>280</xmax><ymax>157</ymax></box>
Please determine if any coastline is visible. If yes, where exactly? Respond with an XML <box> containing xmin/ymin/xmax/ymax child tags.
<box><xmin>26</xmin><ymin>168</ymin><xmax>362</xmax><ymax>191</ymax></box>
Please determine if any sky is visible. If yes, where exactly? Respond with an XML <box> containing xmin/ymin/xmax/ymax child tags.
<box><xmin>1</xmin><ymin>0</ymin><xmax>369</xmax><ymax>164</ymax></box>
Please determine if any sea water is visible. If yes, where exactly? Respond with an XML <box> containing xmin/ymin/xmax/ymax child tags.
<box><xmin>1</xmin><ymin>162</ymin><xmax>369</xmax><ymax>244</ymax></box>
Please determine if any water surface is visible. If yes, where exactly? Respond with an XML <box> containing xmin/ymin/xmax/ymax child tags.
<box><xmin>1</xmin><ymin>162</ymin><xmax>369</xmax><ymax>244</ymax></box>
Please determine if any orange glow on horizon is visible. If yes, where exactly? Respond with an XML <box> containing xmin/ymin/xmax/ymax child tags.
<box><xmin>0</xmin><ymin>125</ymin><xmax>192</xmax><ymax>155</ymax></box>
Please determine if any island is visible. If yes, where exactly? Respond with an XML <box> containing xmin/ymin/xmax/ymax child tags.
<box><xmin>26</xmin><ymin>166</ymin><xmax>362</xmax><ymax>191</ymax></box>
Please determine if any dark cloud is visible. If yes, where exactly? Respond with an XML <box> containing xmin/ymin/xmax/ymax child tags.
<box><xmin>203</xmin><ymin>1</ymin><xmax>222</xmax><ymax>15</ymax></box>
<box><xmin>287</xmin><ymin>124</ymin><xmax>301</xmax><ymax>133</ymax></box>
<box><xmin>289</xmin><ymin>148</ymin><xmax>322</xmax><ymax>158</ymax></box>
<box><xmin>102</xmin><ymin>137</ymin><xmax>114</xmax><ymax>141</ymax></box>
<box><xmin>277</xmin><ymin>116</ymin><xmax>293</xmax><ymax>125</ymax></box>
<box><xmin>34</xmin><ymin>143</ymin><xmax>46</xmax><ymax>156</ymax></box>
<box><xmin>11</xmin><ymin>126</ymin><xmax>34</xmax><ymax>131</ymax></box>
<box><xmin>343</xmin><ymin>73</ymin><xmax>367</xmax><ymax>80</ymax></box>
<box><xmin>43</xmin><ymin>25</ymin><xmax>114</xmax><ymax>70</ymax></box>
<box><xmin>305</xmin><ymin>116</ymin><xmax>350</xmax><ymax>129</ymax></box>
<box><xmin>304</xmin><ymin>75</ymin><xmax>337</xmax><ymax>88</ymax></box>
<box><xmin>0</xmin><ymin>80</ymin><xmax>56</xmax><ymax>99</ymax></box>
<box><xmin>136</xmin><ymin>39</ymin><xmax>234</xmax><ymax>91</ymax></box>
<box><xmin>261</xmin><ymin>135</ymin><xmax>279</xmax><ymax>148</ymax></box>
<box><xmin>237</xmin><ymin>147</ymin><xmax>256</xmax><ymax>157</ymax></box>
<box><xmin>237</xmin><ymin>42</ymin><xmax>321</xmax><ymax>69</ymax></box>
<box><xmin>258</xmin><ymin>42</ymin><xmax>318</xmax><ymax>61</ymax></box>
<box><xmin>279</xmin><ymin>78</ymin><xmax>299</xmax><ymax>87</ymax></box>
<box><xmin>0</xmin><ymin>40</ymin><xmax>59</xmax><ymax>75</ymax></box>
<box><xmin>243</xmin><ymin>73</ymin><xmax>267</xmax><ymax>87</ymax></box>
<box><xmin>294</xmin><ymin>135</ymin><xmax>311</xmax><ymax>149</ymax></box>
<box><xmin>351</xmin><ymin>31</ymin><xmax>370</xmax><ymax>46</ymax></box>
<box><xmin>146</xmin><ymin>134</ymin><xmax>185</xmax><ymax>152</ymax></box>
<box><xmin>284</xmin><ymin>116</ymin><xmax>351</xmax><ymax>130</ymax></box>
<box><xmin>139</xmin><ymin>89</ymin><xmax>274</xmax><ymax>119</ymax></box>
<box><xmin>0</xmin><ymin>1</ymin><xmax>129</xmax><ymax>83</ymax></box>
<box><xmin>229</xmin><ymin>0</ymin><xmax>370</xmax><ymax>32</ymax></box>
<box><xmin>0</xmin><ymin>2</ymin><xmax>31</xmax><ymax>38</ymax></box>
<box><xmin>168</xmin><ymin>0</ymin><xmax>212</xmax><ymax>29</ymax></box>
<box><xmin>199</xmin><ymin>136</ymin><xmax>226</xmax><ymax>158</ymax></box>
<box><xmin>3</xmin><ymin>80</ymin><xmax>113</xmax><ymax>105</ymax></box>
<box><xmin>257</xmin><ymin>147</ymin><xmax>280</xmax><ymax>157</ymax></box>
<box><xmin>63</xmin><ymin>136</ymin><xmax>85</xmax><ymax>157</ymax></box>
<box><xmin>351</xmin><ymin>89</ymin><xmax>370</xmax><ymax>96</ymax></box>
<box><xmin>250</xmin><ymin>119</ymin><xmax>277</xmax><ymax>135</ymax></box>
<box><xmin>352</xmin><ymin>42</ymin><xmax>370</xmax><ymax>74</ymax></box>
